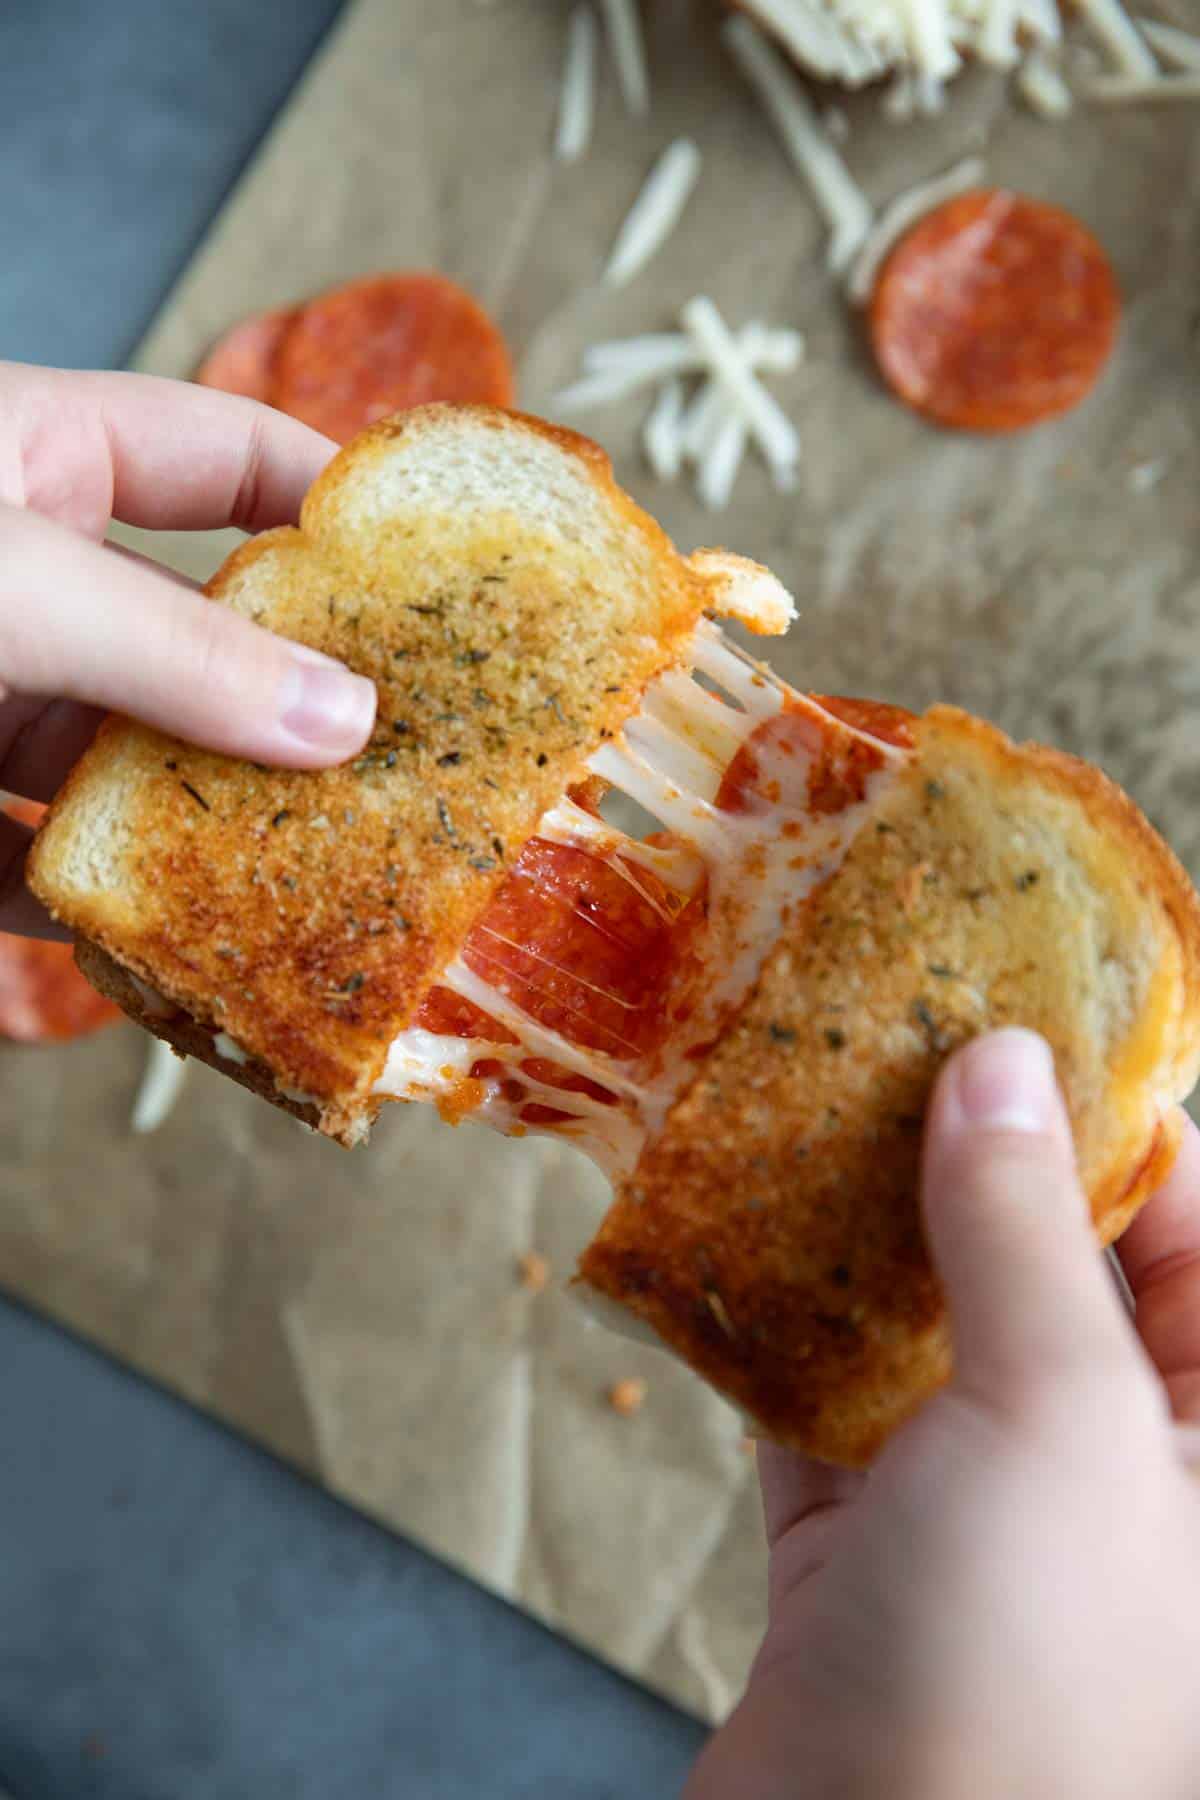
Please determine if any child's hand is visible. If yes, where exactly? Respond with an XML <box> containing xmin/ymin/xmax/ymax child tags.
<box><xmin>0</xmin><ymin>362</ymin><xmax>376</xmax><ymax>938</ymax></box>
<box><xmin>690</xmin><ymin>1030</ymin><xmax>1200</xmax><ymax>1800</ymax></box>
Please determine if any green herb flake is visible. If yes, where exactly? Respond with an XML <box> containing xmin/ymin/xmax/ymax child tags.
<box><xmin>1015</xmin><ymin>870</ymin><xmax>1040</xmax><ymax>892</ymax></box>
<box><xmin>824</xmin><ymin>1027</ymin><xmax>847</xmax><ymax>1050</ymax></box>
<box><xmin>769</xmin><ymin>1023</ymin><xmax>796</xmax><ymax>1044</ymax></box>
<box><xmin>437</xmin><ymin>751</ymin><xmax>462</xmax><ymax>767</ymax></box>
<box><xmin>181</xmin><ymin>780</ymin><xmax>210</xmax><ymax>812</ymax></box>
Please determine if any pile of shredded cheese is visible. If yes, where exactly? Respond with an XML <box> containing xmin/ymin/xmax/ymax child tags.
<box><xmin>733</xmin><ymin>0</ymin><xmax>1198</xmax><ymax>109</ymax></box>
<box><xmin>545</xmin><ymin>0</ymin><xmax>1196</xmax><ymax>507</ymax></box>
<box><xmin>555</xmin><ymin>301</ymin><xmax>805</xmax><ymax>510</ymax></box>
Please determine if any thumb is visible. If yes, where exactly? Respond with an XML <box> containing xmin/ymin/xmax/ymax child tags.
<box><xmin>922</xmin><ymin>1028</ymin><xmax>1139</xmax><ymax>1413</ymax></box>
<box><xmin>0</xmin><ymin>501</ymin><xmax>376</xmax><ymax>767</ymax></box>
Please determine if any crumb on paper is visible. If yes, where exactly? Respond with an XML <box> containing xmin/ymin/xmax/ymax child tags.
<box><xmin>1128</xmin><ymin>458</ymin><xmax>1168</xmax><ymax>494</ymax></box>
<box><xmin>517</xmin><ymin>1250</ymin><xmax>550</xmax><ymax>1292</ymax></box>
<box><xmin>741</xmin><ymin>1434</ymin><xmax>758</xmax><ymax>1457</ymax></box>
<box><xmin>608</xmin><ymin>1377</ymin><xmax>647</xmax><ymax>1416</ymax></box>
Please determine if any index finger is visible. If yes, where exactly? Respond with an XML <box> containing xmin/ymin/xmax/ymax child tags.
<box><xmin>0</xmin><ymin>362</ymin><xmax>336</xmax><ymax>539</ymax></box>
<box><xmin>1116</xmin><ymin>1112</ymin><xmax>1200</xmax><ymax>1422</ymax></box>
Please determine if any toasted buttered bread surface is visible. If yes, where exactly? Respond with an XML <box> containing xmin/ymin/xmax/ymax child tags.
<box><xmin>579</xmin><ymin>707</ymin><xmax>1200</xmax><ymax>1467</ymax></box>
<box><xmin>29</xmin><ymin>406</ymin><xmax>762</xmax><ymax>1144</ymax></box>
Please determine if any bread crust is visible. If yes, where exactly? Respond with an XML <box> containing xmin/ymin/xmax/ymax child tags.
<box><xmin>579</xmin><ymin>708</ymin><xmax>1200</xmax><ymax>1466</ymax></box>
<box><xmin>75</xmin><ymin>937</ymin><xmax>332</xmax><ymax>1136</ymax></box>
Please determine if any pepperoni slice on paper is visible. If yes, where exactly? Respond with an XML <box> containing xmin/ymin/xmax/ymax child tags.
<box><xmin>271</xmin><ymin>272</ymin><xmax>515</xmax><ymax>443</ymax></box>
<box><xmin>0</xmin><ymin>800</ymin><xmax>121</xmax><ymax>1042</ymax></box>
<box><xmin>869</xmin><ymin>190</ymin><xmax>1120</xmax><ymax>433</ymax></box>
<box><xmin>194</xmin><ymin>306</ymin><xmax>298</xmax><ymax>404</ymax></box>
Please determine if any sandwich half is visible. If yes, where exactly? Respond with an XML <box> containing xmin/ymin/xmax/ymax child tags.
<box><xmin>30</xmin><ymin>406</ymin><xmax>794</xmax><ymax>1146</ymax></box>
<box><xmin>28</xmin><ymin>404</ymin><xmax>1200</xmax><ymax>1465</ymax></box>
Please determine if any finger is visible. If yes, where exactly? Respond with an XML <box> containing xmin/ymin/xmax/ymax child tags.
<box><xmin>922</xmin><ymin>1029</ymin><xmax>1144</xmax><ymax>1414</ymax></box>
<box><xmin>1115</xmin><ymin>1115</ymin><xmax>1200</xmax><ymax>1422</ymax></box>
<box><xmin>0</xmin><ymin>502</ymin><xmax>376</xmax><ymax>766</ymax></box>
<box><xmin>0</xmin><ymin>815</ymin><xmax>68</xmax><ymax>940</ymax></box>
<box><xmin>1</xmin><ymin>694</ymin><xmax>106</xmax><ymax>800</ymax></box>
<box><xmin>757</xmin><ymin>1442</ymin><xmax>866</xmax><ymax>1548</ymax></box>
<box><xmin>0</xmin><ymin>362</ymin><xmax>334</xmax><ymax>539</ymax></box>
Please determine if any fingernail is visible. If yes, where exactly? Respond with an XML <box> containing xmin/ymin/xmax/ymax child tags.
<box><xmin>952</xmin><ymin>1029</ymin><xmax>1058</xmax><ymax>1135</ymax></box>
<box><xmin>278</xmin><ymin>658</ymin><xmax>376</xmax><ymax>751</ymax></box>
<box><xmin>289</xmin><ymin>643</ymin><xmax>350</xmax><ymax>672</ymax></box>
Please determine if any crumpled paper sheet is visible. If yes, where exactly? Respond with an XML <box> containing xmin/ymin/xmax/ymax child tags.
<box><xmin>7</xmin><ymin>0</ymin><xmax>1200</xmax><ymax>1726</ymax></box>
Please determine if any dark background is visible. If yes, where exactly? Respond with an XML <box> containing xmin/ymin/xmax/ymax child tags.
<box><xmin>0</xmin><ymin>4</ymin><xmax>706</xmax><ymax>1793</ymax></box>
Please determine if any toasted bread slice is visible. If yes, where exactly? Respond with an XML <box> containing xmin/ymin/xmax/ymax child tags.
<box><xmin>578</xmin><ymin>707</ymin><xmax>1200</xmax><ymax>1467</ymax></box>
<box><xmin>29</xmin><ymin>406</ymin><xmax>783</xmax><ymax>1144</ymax></box>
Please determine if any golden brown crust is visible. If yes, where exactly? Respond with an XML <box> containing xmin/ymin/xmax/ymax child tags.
<box><xmin>579</xmin><ymin>707</ymin><xmax>1200</xmax><ymax>1467</ymax></box>
<box><xmin>74</xmin><ymin>937</ymin><xmax>331</xmax><ymax>1137</ymax></box>
<box><xmin>30</xmin><ymin>407</ymin><xmax>719</xmax><ymax>1141</ymax></box>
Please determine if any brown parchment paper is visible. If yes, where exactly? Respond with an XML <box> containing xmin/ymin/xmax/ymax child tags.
<box><xmin>5</xmin><ymin>0</ymin><xmax>1200</xmax><ymax>1725</ymax></box>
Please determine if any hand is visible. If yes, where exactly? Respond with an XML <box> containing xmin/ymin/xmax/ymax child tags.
<box><xmin>0</xmin><ymin>362</ymin><xmax>377</xmax><ymax>939</ymax></box>
<box><xmin>688</xmin><ymin>1029</ymin><xmax>1200</xmax><ymax>1800</ymax></box>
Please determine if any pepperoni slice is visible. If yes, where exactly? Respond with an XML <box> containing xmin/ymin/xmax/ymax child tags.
<box><xmin>717</xmin><ymin>701</ymin><xmax>899</xmax><ymax>818</ymax></box>
<box><xmin>416</xmin><ymin>836</ymin><xmax>704</xmax><ymax>1061</ymax></box>
<box><xmin>1</xmin><ymin>800</ymin><xmax>121</xmax><ymax>1042</ymax></box>
<box><xmin>271</xmin><ymin>273</ymin><xmax>515</xmax><ymax>443</ymax></box>
<box><xmin>813</xmin><ymin>697</ymin><xmax>915</xmax><ymax>750</ymax></box>
<box><xmin>869</xmin><ymin>190</ymin><xmax>1119</xmax><ymax>433</ymax></box>
<box><xmin>194</xmin><ymin>306</ymin><xmax>298</xmax><ymax>403</ymax></box>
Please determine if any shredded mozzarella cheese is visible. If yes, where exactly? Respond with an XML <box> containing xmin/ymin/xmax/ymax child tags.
<box><xmin>555</xmin><ymin>5</ymin><xmax>598</xmax><ymax>163</ymax></box>
<box><xmin>697</xmin><ymin>413</ymin><xmax>748</xmax><ymax>513</ymax></box>
<box><xmin>1138</xmin><ymin>17</ymin><xmax>1200</xmax><ymax>70</ymax></box>
<box><xmin>131</xmin><ymin>1037</ymin><xmax>187</xmax><ymax>1134</ymax></box>
<box><xmin>1016</xmin><ymin>44</ymin><xmax>1075</xmax><ymax>114</ymax></box>
<box><xmin>680</xmin><ymin>296</ymin><xmax>801</xmax><ymax>487</ymax></box>
<box><xmin>978</xmin><ymin>0</ymin><xmax>1020</xmax><ymax>66</ymax></box>
<box><xmin>600</xmin><ymin>0</ymin><xmax>650</xmax><ymax>117</ymax></box>
<box><xmin>846</xmin><ymin>155</ymin><xmax>986</xmax><ymax>303</ymax></box>
<box><xmin>604</xmin><ymin>138</ymin><xmax>702</xmax><ymax>287</ymax></box>
<box><xmin>642</xmin><ymin>379</ymin><xmax>686</xmax><ymax>480</ymax></box>
<box><xmin>1074</xmin><ymin>0</ymin><xmax>1158</xmax><ymax>74</ymax></box>
<box><xmin>724</xmin><ymin>15</ymin><xmax>874</xmax><ymax>272</ymax></box>
<box><xmin>1085</xmin><ymin>70</ymin><xmax>1200</xmax><ymax>97</ymax></box>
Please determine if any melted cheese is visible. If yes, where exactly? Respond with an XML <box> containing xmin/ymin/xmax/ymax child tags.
<box><xmin>129</xmin><ymin>973</ymin><xmax>175</xmax><ymax>1019</ymax></box>
<box><xmin>373</xmin><ymin>619</ymin><xmax>910</xmax><ymax>1177</ymax></box>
